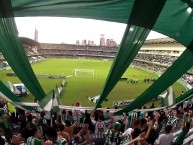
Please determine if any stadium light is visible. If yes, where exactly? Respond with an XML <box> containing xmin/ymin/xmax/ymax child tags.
<box><xmin>187</xmin><ymin>7</ymin><xmax>192</xmax><ymax>13</ymax></box>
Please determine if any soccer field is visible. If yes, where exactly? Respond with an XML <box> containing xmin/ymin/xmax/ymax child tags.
<box><xmin>0</xmin><ymin>58</ymin><xmax>186</xmax><ymax>108</ymax></box>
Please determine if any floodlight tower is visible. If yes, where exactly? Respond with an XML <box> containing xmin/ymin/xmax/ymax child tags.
<box><xmin>34</xmin><ymin>28</ymin><xmax>38</xmax><ymax>42</ymax></box>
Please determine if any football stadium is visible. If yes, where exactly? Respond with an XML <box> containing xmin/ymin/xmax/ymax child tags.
<box><xmin>0</xmin><ymin>0</ymin><xmax>193</xmax><ymax>145</ymax></box>
<box><xmin>0</xmin><ymin>38</ymin><xmax>188</xmax><ymax>108</ymax></box>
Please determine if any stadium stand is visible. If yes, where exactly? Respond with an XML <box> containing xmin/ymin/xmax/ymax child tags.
<box><xmin>38</xmin><ymin>38</ymin><xmax>193</xmax><ymax>87</ymax></box>
<box><xmin>0</xmin><ymin>37</ymin><xmax>46</xmax><ymax>70</ymax></box>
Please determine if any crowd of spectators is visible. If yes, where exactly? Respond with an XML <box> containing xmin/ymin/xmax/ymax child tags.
<box><xmin>0</xmin><ymin>44</ymin><xmax>45</xmax><ymax>69</ymax></box>
<box><xmin>40</xmin><ymin>49</ymin><xmax>115</xmax><ymax>59</ymax></box>
<box><xmin>1</xmin><ymin>99</ymin><xmax>193</xmax><ymax>145</ymax></box>
<box><xmin>135</xmin><ymin>53</ymin><xmax>177</xmax><ymax>66</ymax></box>
<box><xmin>182</xmin><ymin>74</ymin><xmax>193</xmax><ymax>86</ymax></box>
<box><xmin>40</xmin><ymin>44</ymin><xmax>177</xmax><ymax>67</ymax></box>
<box><xmin>132</xmin><ymin>61</ymin><xmax>167</xmax><ymax>74</ymax></box>
<box><xmin>39</xmin><ymin>45</ymin><xmax>178</xmax><ymax>66</ymax></box>
<box><xmin>23</xmin><ymin>44</ymin><xmax>41</xmax><ymax>57</ymax></box>
<box><xmin>40</xmin><ymin>44</ymin><xmax>118</xmax><ymax>52</ymax></box>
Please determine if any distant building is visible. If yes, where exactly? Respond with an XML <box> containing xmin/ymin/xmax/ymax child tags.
<box><xmin>88</xmin><ymin>40</ymin><xmax>94</xmax><ymax>46</ymax></box>
<box><xmin>81</xmin><ymin>40</ymin><xmax>87</xmax><ymax>45</ymax></box>
<box><xmin>34</xmin><ymin>28</ymin><xmax>38</xmax><ymax>42</ymax></box>
<box><xmin>106</xmin><ymin>38</ymin><xmax>117</xmax><ymax>47</ymax></box>
<box><xmin>100</xmin><ymin>34</ymin><xmax>105</xmax><ymax>46</ymax></box>
<box><xmin>76</xmin><ymin>40</ymin><xmax>80</xmax><ymax>45</ymax></box>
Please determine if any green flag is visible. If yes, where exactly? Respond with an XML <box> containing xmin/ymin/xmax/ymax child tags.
<box><xmin>39</xmin><ymin>90</ymin><xmax>53</xmax><ymax>111</ymax></box>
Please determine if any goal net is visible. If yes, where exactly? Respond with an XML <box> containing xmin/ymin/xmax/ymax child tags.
<box><xmin>74</xmin><ymin>69</ymin><xmax>96</xmax><ymax>77</ymax></box>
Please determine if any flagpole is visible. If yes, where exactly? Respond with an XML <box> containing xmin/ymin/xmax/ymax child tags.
<box><xmin>51</xmin><ymin>90</ymin><xmax>55</xmax><ymax>127</ymax></box>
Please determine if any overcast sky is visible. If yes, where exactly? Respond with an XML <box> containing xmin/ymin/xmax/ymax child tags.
<box><xmin>15</xmin><ymin>17</ymin><xmax>167</xmax><ymax>45</ymax></box>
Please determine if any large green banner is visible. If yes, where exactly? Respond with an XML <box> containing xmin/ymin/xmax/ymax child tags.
<box><xmin>0</xmin><ymin>0</ymin><xmax>46</xmax><ymax>105</ymax></box>
<box><xmin>96</xmin><ymin>0</ymin><xmax>166</xmax><ymax>108</ymax></box>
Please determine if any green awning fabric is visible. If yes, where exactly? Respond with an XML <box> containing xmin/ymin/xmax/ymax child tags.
<box><xmin>10</xmin><ymin>0</ymin><xmax>193</xmax><ymax>47</ymax></box>
<box><xmin>0</xmin><ymin>0</ymin><xmax>13</xmax><ymax>17</ymax></box>
<box><xmin>0</xmin><ymin>81</ymin><xmax>34</xmax><ymax>111</ymax></box>
<box><xmin>154</xmin><ymin>0</ymin><xmax>193</xmax><ymax>46</ymax></box>
<box><xmin>96</xmin><ymin>0</ymin><xmax>166</xmax><ymax>108</ymax></box>
<box><xmin>115</xmin><ymin>41</ymin><xmax>193</xmax><ymax>115</ymax></box>
<box><xmin>0</xmin><ymin>0</ymin><xmax>46</xmax><ymax>103</ymax></box>
<box><xmin>0</xmin><ymin>0</ymin><xmax>192</xmax><ymax>112</ymax></box>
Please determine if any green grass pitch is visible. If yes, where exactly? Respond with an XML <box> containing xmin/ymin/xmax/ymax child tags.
<box><xmin>0</xmin><ymin>58</ymin><xmax>186</xmax><ymax>108</ymax></box>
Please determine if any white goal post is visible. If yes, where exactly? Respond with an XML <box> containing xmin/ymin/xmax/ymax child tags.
<box><xmin>74</xmin><ymin>69</ymin><xmax>96</xmax><ymax>77</ymax></box>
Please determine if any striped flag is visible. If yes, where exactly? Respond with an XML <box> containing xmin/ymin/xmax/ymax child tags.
<box><xmin>52</xmin><ymin>88</ymin><xmax>60</xmax><ymax>113</ymax></box>
<box><xmin>39</xmin><ymin>90</ymin><xmax>53</xmax><ymax>111</ymax></box>
<box><xmin>52</xmin><ymin>97</ymin><xmax>59</xmax><ymax>113</ymax></box>
<box><xmin>55</xmin><ymin>85</ymin><xmax>60</xmax><ymax>100</ymax></box>
<box><xmin>163</xmin><ymin>87</ymin><xmax>176</xmax><ymax>106</ymax></box>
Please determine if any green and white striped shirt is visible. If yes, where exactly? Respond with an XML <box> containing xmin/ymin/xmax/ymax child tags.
<box><xmin>105</xmin><ymin>129</ymin><xmax>122</xmax><ymax>145</ymax></box>
<box><xmin>26</xmin><ymin>136</ymin><xmax>42</xmax><ymax>145</ymax></box>
<box><xmin>127</xmin><ymin>112</ymin><xmax>138</xmax><ymax>128</ymax></box>
<box><xmin>92</xmin><ymin>120</ymin><xmax>110</xmax><ymax>139</ymax></box>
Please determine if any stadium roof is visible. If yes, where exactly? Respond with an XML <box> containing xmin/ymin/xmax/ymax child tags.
<box><xmin>20</xmin><ymin>37</ymin><xmax>40</xmax><ymax>47</ymax></box>
<box><xmin>0</xmin><ymin>0</ymin><xmax>193</xmax><ymax>113</ymax></box>
<box><xmin>144</xmin><ymin>38</ymin><xmax>178</xmax><ymax>45</ymax></box>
